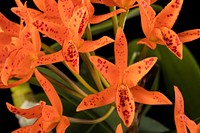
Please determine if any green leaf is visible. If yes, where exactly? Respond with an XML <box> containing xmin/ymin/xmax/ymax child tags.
<box><xmin>149</xmin><ymin>45</ymin><xmax>200</xmax><ymax>120</ymax></box>
<box><xmin>139</xmin><ymin>115</ymin><xmax>170</xmax><ymax>133</ymax></box>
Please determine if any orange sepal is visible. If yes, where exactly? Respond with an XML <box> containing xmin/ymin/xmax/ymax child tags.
<box><xmin>116</xmin><ymin>123</ymin><xmax>123</xmax><ymax>133</ymax></box>
<box><xmin>124</xmin><ymin>57</ymin><xmax>157</xmax><ymax>87</ymax></box>
<box><xmin>178</xmin><ymin>29</ymin><xmax>200</xmax><ymax>43</ymax></box>
<box><xmin>56</xmin><ymin>116</ymin><xmax>70</xmax><ymax>133</ymax></box>
<box><xmin>131</xmin><ymin>86</ymin><xmax>172</xmax><ymax>105</ymax></box>
<box><xmin>137</xmin><ymin>38</ymin><xmax>157</xmax><ymax>49</ymax></box>
<box><xmin>34</xmin><ymin>69</ymin><xmax>63</xmax><ymax>114</ymax></box>
<box><xmin>78</xmin><ymin>36</ymin><xmax>114</xmax><ymax>52</ymax></box>
<box><xmin>115</xmin><ymin>27</ymin><xmax>128</xmax><ymax>71</ymax></box>
<box><xmin>77</xmin><ymin>86</ymin><xmax>116</xmax><ymax>111</ymax></box>
<box><xmin>116</xmin><ymin>84</ymin><xmax>135</xmax><ymax>127</ymax></box>
<box><xmin>89</xmin><ymin>9</ymin><xmax>125</xmax><ymax>24</ymax></box>
<box><xmin>6</xmin><ymin>101</ymin><xmax>45</xmax><ymax>119</ymax></box>
<box><xmin>90</xmin><ymin>56</ymin><xmax>120</xmax><ymax>85</ymax></box>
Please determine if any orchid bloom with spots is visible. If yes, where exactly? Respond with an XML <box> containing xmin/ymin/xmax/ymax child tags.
<box><xmin>137</xmin><ymin>0</ymin><xmax>200</xmax><ymax>59</ymax></box>
<box><xmin>0</xmin><ymin>13</ymin><xmax>64</xmax><ymax>88</ymax></box>
<box><xmin>77</xmin><ymin>27</ymin><xmax>172</xmax><ymax>127</ymax></box>
<box><xmin>6</xmin><ymin>69</ymin><xmax>70</xmax><ymax>133</ymax></box>
<box><xmin>174</xmin><ymin>86</ymin><xmax>200</xmax><ymax>133</ymax></box>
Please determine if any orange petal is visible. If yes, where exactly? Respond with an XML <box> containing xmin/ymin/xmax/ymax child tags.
<box><xmin>35</xmin><ymin>50</ymin><xmax>64</xmax><ymax>66</ymax></box>
<box><xmin>30</xmin><ymin>26</ymin><xmax>41</xmax><ymax>53</ymax></box>
<box><xmin>91</xmin><ymin>0</ymin><xmax>117</xmax><ymax>7</ymax></box>
<box><xmin>174</xmin><ymin>86</ymin><xmax>185</xmax><ymax>116</ymax></box>
<box><xmin>178</xmin><ymin>29</ymin><xmax>200</xmax><ymax>43</ymax></box>
<box><xmin>124</xmin><ymin>57</ymin><xmax>157</xmax><ymax>87</ymax></box>
<box><xmin>90</xmin><ymin>56</ymin><xmax>120</xmax><ymax>85</ymax></box>
<box><xmin>115</xmin><ymin>27</ymin><xmax>128</xmax><ymax>70</ymax></box>
<box><xmin>131</xmin><ymin>86</ymin><xmax>172</xmax><ymax>104</ymax></box>
<box><xmin>44</xmin><ymin>0</ymin><xmax>60</xmax><ymax>17</ymax></box>
<box><xmin>180</xmin><ymin>114</ymin><xmax>197</xmax><ymax>133</ymax></box>
<box><xmin>160</xmin><ymin>27</ymin><xmax>183</xmax><ymax>59</ymax></box>
<box><xmin>33</xmin><ymin>0</ymin><xmax>46</xmax><ymax>11</ymax></box>
<box><xmin>78</xmin><ymin>36</ymin><xmax>114</xmax><ymax>52</ymax></box>
<box><xmin>137</xmin><ymin>38</ymin><xmax>157</xmax><ymax>49</ymax></box>
<box><xmin>58</xmin><ymin>0</ymin><xmax>74</xmax><ymax>27</ymax></box>
<box><xmin>116</xmin><ymin>84</ymin><xmax>135</xmax><ymax>127</ymax></box>
<box><xmin>6</xmin><ymin>101</ymin><xmax>45</xmax><ymax>119</ymax></box>
<box><xmin>68</xmin><ymin>6</ymin><xmax>89</xmax><ymax>37</ymax></box>
<box><xmin>174</xmin><ymin>86</ymin><xmax>187</xmax><ymax>133</ymax></box>
<box><xmin>42</xmin><ymin>105</ymin><xmax>61</xmax><ymax>121</ymax></box>
<box><xmin>116</xmin><ymin>123</ymin><xmax>123</xmax><ymax>133</ymax></box>
<box><xmin>137</xmin><ymin>0</ymin><xmax>155</xmax><ymax>37</ymax></box>
<box><xmin>62</xmin><ymin>40</ymin><xmax>79</xmax><ymax>74</ymax></box>
<box><xmin>34</xmin><ymin>69</ymin><xmax>63</xmax><ymax>114</ymax></box>
<box><xmin>32</xmin><ymin>18</ymin><xmax>68</xmax><ymax>44</ymax></box>
<box><xmin>77</xmin><ymin>86</ymin><xmax>116</xmax><ymax>111</ymax></box>
<box><xmin>0</xmin><ymin>13</ymin><xmax>20</xmax><ymax>36</ymax></box>
<box><xmin>56</xmin><ymin>116</ymin><xmax>70</xmax><ymax>133</ymax></box>
<box><xmin>1</xmin><ymin>49</ymin><xmax>18</xmax><ymax>85</ymax></box>
<box><xmin>154</xmin><ymin>0</ymin><xmax>183</xmax><ymax>29</ymax></box>
<box><xmin>89</xmin><ymin>9</ymin><xmax>125</xmax><ymax>24</ymax></box>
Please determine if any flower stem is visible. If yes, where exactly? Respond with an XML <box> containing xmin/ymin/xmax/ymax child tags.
<box><xmin>80</xmin><ymin>53</ymin><xmax>104</xmax><ymax>92</ymax></box>
<box><xmin>119</xmin><ymin>10</ymin><xmax>129</xmax><ymax>29</ymax></box>
<box><xmin>139</xmin><ymin>45</ymin><xmax>149</xmax><ymax>60</ymax></box>
<box><xmin>109</xmin><ymin>6</ymin><xmax>118</xmax><ymax>35</ymax></box>
<box><xmin>46</xmin><ymin>64</ymin><xmax>88</xmax><ymax>97</ymax></box>
<box><xmin>68</xmin><ymin>106</ymin><xmax>115</xmax><ymax>124</ymax></box>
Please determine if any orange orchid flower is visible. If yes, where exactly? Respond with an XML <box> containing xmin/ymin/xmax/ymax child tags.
<box><xmin>137</xmin><ymin>0</ymin><xmax>200</xmax><ymax>59</ymax></box>
<box><xmin>0</xmin><ymin>13</ymin><xmax>64</xmax><ymax>88</ymax></box>
<box><xmin>6</xmin><ymin>69</ymin><xmax>70</xmax><ymax>133</ymax></box>
<box><xmin>174</xmin><ymin>86</ymin><xmax>200</xmax><ymax>133</ymax></box>
<box><xmin>77</xmin><ymin>27</ymin><xmax>172</xmax><ymax>127</ymax></box>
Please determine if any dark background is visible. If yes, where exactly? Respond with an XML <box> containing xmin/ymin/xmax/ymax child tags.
<box><xmin>0</xmin><ymin>0</ymin><xmax>200</xmax><ymax>132</ymax></box>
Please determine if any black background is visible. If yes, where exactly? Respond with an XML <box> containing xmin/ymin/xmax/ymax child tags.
<box><xmin>0</xmin><ymin>0</ymin><xmax>200</xmax><ymax>132</ymax></box>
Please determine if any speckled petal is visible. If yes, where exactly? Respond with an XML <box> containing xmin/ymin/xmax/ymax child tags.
<box><xmin>34</xmin><ymin>69</ymin><xmax>63</xmax><ymax>114</ymax></box>
<box><xmin>91</xmin><ymin>0</ymin><xmax>116</xmax><ymax>6</ymax></box>
<box><xmin>130</xmin><ymin>86</ymin><xmax>172</xmax><ymax>104</ymax></box>
<box><xmin>42</xmin><ymin>105</ymin><xmax>60</xmax><ymax>122</ymax></box>
<box><xmin>124</xmin><ymin>57</ymin><xmax>157</xmax><ymax>87</ymax></box>
<box><xmin>89</xmin><ymin>9</ymin><xmax>125</xmax><ymax>24</ymax></box>
<box><xmin>56</xmin><ymin>116</ymin><xmax>70</xmax><ymax>133</ymax></box>
<box><xmin>116</xmin><ymin>84</ymin><xmax>135</xmax><ymax>127</ymax></box>
<box><xmin>115</xmin><ymin>27</ymin><xmax>128</xmax><ymax>70</ymax></box>
<box><xmin>137</xmin><ymin>0</ymin><xmax>155</xmax><ymax>37</ymax></box>
<box><xmin>32</xmin><ymin>18</ymin><xmax>68</xmax><ymax>44</ymax></box>
<box><xmin>78</xmin><ymin>36</ymin><xmax>114</xmax><ymax>52</ymax></box>
<box><xmin>44</xmin><ymin>0</ymin><xmax>60</xmax><ymax>17</ymax></box>
<box><xmin>0</xmin><ymin>13</ymin><xmax>20</xmax><ymax>36</ymax></box>
<box><xmin>62</xmin><ymin>40</ymin><xmax>79</xmax><ymax>74</ymax></box>
<box><xmin>174</xmin><ymin>86</ymin><xmax>187</xmax><ymax>133</ymax></box>
<box><xmin>116</xmin><ymin>123</ymin><xmax>123</xmax><ymax>133</ymax></box>
<box><xmin>6</xmin><ymin>101</ymin><xmax>45</xmax><ymax>119</ymax></box>
<box><xmin>33</xmin><ymin>0</ymin><xmax>46</xmax><ymax>11</ymax></box>
<box><xmin>178</xmin><ymin>114</ymin><xmax>197</xmax><ymax>133</ymax></box>
<box><xmin>77</xmin><ymin>86</ymin><xmax>116</xmax><ymax>111</ymax></box>
<box><xmin>137</xmin><ymin>38</ymin><xmax>157</xmax><ymax>49</ymax></box>
<box><xmin>178</xmin><ymin>29</ymin><xmax>200</xmax><ymax>43</ymax></box>
<box><xmin>68</xmin><ymin>6</ymin><xmax>89</xmax><ymax>37</ymax></box>
<box><xmin>160</xmin><ymin>27</ymin><xmax>183</xmax><ymax>59</ymax></box>
<box><xmin>90</xmin><ymin>56</ymin><xmax>120</xmax><ymax>85</ymax></box>
<box><xmin>35</xmin><ymin>50</ymin><xmax>64</xmax><ymax>66</ymax></box>
<box><xmin>154</xmin><ymin>0</ymin><xmax>183</xmax><ymax>29</ymax></box>
<box><xmin>58</xmin><ymin>0</ymin><xmax>74</xmax><ymax>27</ymax></box>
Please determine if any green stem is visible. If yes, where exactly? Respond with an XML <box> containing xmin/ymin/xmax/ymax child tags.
<box><xmin>86</xmin><ymin>24</ymin><xmax>93</xmax><ymax>41</ymax></box>
<box><xmin>68</xmin><ymin>106</ymin><xmax>115</xmax><ymax>124</ymax></box>
<box><xmin>118</xmin><ymin>9</ymin><xmax>129</xmax><ymax>29</ymax></box>
<box><xmin>80</xmin><ymin>53</ymin><xmax>104</xmax><ymax>91</ymax></box>
<box><xmin>99</xmin><ymin>73</ymin><xmax>110</xmax><ymax>88</ymax></box>
<box><xmin>46</xmin><ymin>64</ymin><xmax>88</xmax><ymax>97</ymax></box>
<box><xmin>42</xmin><ymin>73</ymin><xmax>84</xmax><ymax>99</ymax></box>
<box><xmin>109</xmin><ymin>6</ymin><xmax>118</xmax><ymax>35</ymax></box>
<box><xmin>139</xmin><ymin>45</ymin><xmax>149</xmax><ymax>60</ymax></box>
<box><xmin>41</xmin><ymin>42</ymin><xmax>97</xmax><ymax>94</ymax></box>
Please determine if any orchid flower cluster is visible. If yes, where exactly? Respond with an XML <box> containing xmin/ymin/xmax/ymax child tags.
<box><xmin>0</xmin><ymin>0</ymin><xmax>200</xmax><ymax>132</ymax></box>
